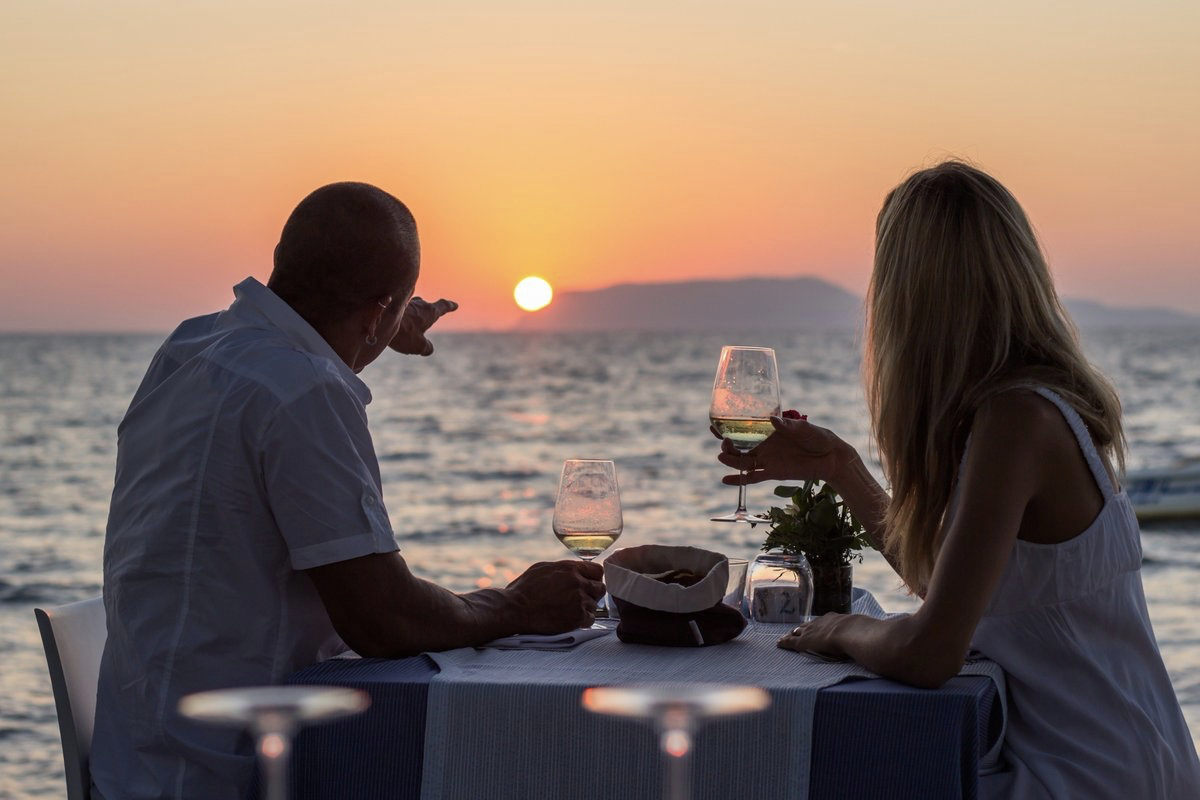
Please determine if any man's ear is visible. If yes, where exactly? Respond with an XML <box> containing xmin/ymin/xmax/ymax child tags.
<box><xmin>360</xmin><ymin>297</ymin><xmax>390</xmax><ymax>338</ymax></box>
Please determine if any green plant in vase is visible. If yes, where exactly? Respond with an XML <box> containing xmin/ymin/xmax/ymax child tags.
<box><xmin>759</xmin><ymin>481</ymin><xmax>875</xmax><ymax>615</ymax></box>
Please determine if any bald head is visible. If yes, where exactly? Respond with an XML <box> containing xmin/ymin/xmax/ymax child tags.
<box><xmin>268</xmin><ymin>182</ymin><xmax>419</xmax><ymax>329</ymax></box>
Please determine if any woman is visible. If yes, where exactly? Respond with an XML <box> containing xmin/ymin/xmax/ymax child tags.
<box><xmin>723</xmin><ymin>161</ymin><xmax>1200</xmax><ymax>797</ymax></box>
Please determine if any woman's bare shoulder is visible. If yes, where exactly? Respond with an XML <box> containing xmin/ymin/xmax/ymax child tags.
<box><xmin>972</xmin><ymin>388</ymin><xmax>1066</xmax><ymax>445</ymax></box>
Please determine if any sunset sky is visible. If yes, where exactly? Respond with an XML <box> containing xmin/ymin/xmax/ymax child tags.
<box><xmin>2</xmin><ymin>1</ymin><xmax>1197</xmax><ymax>331</ymax></box>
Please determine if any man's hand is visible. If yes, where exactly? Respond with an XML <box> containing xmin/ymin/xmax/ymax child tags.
<box><xmin>389</xmin><ymin>297</ymin><xmax>459</xmax><ymax>356</ymax></box>
<box><xmin>505</xmin><ymin>560</ymin><xmax>606</xmax><ymax>633</ymax></box>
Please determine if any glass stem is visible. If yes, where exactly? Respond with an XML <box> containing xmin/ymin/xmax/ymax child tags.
<box><xmin>584</xmin><ymin>555</ymin><xmax>610</xmax><ymax>619</ymax></box>
<box><xmin>659</xmin><ymin>712</ymin><xmax>693</xmax><ymax>800</ymax></box>
<box><xmin>735</xmin><ymin>468</ymin><xmax>749</xmax><ymax>517</ymax></box>
<box><xmin>255</xmin><ymin>717</ymin><xmax>295</xmax><ymax>800</ymax></box>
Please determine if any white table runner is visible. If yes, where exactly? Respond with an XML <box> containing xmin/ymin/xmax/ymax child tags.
<box><xmin>419</xmin><ymin>591</ymin><xmax>1005</xmax><ymax>799</ymax></box>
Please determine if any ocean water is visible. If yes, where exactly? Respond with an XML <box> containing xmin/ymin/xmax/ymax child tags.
<box><xmin>2</xmin><ymin>328</ymin><xmax>1199</xmax><ymax>797</ymax></box>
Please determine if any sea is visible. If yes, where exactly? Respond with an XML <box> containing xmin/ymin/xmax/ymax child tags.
<box><xmin>2</xmin><ymin>328</ymin><xmax>1199</xmax><ymax>797</ymax></box>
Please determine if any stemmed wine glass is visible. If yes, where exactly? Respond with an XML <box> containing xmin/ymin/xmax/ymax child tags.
<box><xmin>553</xmin><ymin>459</ymin><xmax>623</xmax><ymax>618</ymax></box>
<box><xmin>709</xmin><ymin>346</ymin><xmax>781</xmax><ymax>522</ymax></box>
<box><xmin>178</xmin><ymin>685</ymin><xmax>369</xmax><ymax>800</ymax></box>
<box><xmin>582</xmin><ymin>684</ymin><xmax>770</xmax><ymax>800</ymax></box>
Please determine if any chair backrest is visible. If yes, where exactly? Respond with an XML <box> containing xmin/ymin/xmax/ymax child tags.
<box><xmin>35</xmin><ymin>595</ymin><xmax>107</xmax><ymax>800</ymax></box>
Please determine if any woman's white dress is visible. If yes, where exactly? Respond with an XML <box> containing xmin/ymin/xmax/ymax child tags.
<box><xmin>971</xmin><ymin>388</ymin><xmax>1200</xmax><ymax>798</ymax></box>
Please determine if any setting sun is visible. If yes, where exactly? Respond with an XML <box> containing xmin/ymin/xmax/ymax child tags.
<box><xmin>513</xmin><ymin>276</ymin><xmax>553</xmax><ymax>312</ymax></box>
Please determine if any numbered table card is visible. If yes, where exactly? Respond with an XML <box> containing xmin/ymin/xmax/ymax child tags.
<box><xmin>752</xmin><ymin>585</ymin><xmax>810</xmax><ymax>623</ymax></box>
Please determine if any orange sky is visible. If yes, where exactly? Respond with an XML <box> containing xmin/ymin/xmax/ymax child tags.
<box><xmin>2</xmin><ymin>1</ymin><xmax>1198</xmax><ymax>331</ymax></box>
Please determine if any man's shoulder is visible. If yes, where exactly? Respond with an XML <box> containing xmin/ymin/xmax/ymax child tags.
<box><xmin>215</xmin><ymin>330</ymin><xmax>355</xmax><ymax>405</ymax></box>
<box><xmin>153</xmin><ymin>311</ymin><xmax>360</xmax><ymax>410</ymax></box>
<box><xmin>171</xmin><ymin>311</ymin><xmax>222</xmax><ymax>338</ymax></box>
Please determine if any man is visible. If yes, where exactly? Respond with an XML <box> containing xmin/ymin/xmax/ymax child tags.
<box><xmin>91</xmin><ymin>183</ymin><xmax>604</xmax><ymax>799</ymax></box>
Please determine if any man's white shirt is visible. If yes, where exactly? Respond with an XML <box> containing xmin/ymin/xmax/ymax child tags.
<box><xmin>91</xmin><ymin>277</ymin><xmax>399</xmax><ymax>799</ymax></box>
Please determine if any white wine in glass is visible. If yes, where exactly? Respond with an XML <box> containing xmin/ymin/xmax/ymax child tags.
<box><xmin>555</xmin><ymin>531</ymin><xmax>622</xmax><ymax>560</ymax></box>
<box><xmin>710</xmin><ymin>346</ymin><xmax>781</xmax><ymax>522</ymax></box>
<box><xmin>554</xmin><ymin>459</ymin><xmax>623</xmax><ymax>617</ymax></box>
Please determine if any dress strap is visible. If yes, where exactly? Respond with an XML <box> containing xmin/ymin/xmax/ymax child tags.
<box><xmin>1029</xmin><ymin>387</ymin><xmax>1114</xmax><ymax>499</ymax></box>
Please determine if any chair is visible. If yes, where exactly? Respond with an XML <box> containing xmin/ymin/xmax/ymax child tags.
<box><xmin>34</xmin><ymin>595</ymin><xmax>107</xmax><ymax>800</ymax></box>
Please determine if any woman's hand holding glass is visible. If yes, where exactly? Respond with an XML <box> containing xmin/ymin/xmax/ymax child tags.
<box><xmin>717</xmin><ymin>413</ymin><xmax>857</xmax><ymax>489</ymax></box>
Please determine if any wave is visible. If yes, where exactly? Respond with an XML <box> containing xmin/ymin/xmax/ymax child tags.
<box><xmin>0</xmin><ymin>579</ymin><xmax>101</xmax><ymax>605</ymax></box>
<box><xmin>401</xmin><ymin>523</ymin><xmax>521</xmax><ymax>541</ymax></box>
<box><xmin>450</xmin><ymin>468</ymin><xmax>543</xmax><ymax>482</ymax></box>
<box><xmin>378</xmin><ymin>451</ymin><xmax>430</xmax><ymax>462</ymax></box>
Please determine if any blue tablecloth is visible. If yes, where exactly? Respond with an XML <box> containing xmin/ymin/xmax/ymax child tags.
<box><xmin>286</xmin><ymin>651</ymin><xmax>1000</xmax><ymax>799</ymax></box>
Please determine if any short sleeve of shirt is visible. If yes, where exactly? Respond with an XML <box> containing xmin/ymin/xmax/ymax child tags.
<box><xmin>261</xmin><ymin>377</ymin><xmax>399</xmax><ymax>570</ymax></box>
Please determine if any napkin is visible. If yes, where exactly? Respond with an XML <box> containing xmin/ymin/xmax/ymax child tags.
<box><xmin>481</xmin><ymin>626</ymin><xmax>611</xmax><ymax>650</ymax></box>
<box><xmin>605</xmin><ymin>545</ymin><xmax>747</xmax><ymax>647</ymax></box>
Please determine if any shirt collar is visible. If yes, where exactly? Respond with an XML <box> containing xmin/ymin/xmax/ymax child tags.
<box><xmin>228</xmin><ymin>277</ymin><xmax>372</xmax><ymax>405</ymax></box>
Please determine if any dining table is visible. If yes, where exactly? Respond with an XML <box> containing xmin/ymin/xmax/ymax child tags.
<box><xmin>285</xmin><ymin>591</ymin><xmax>1006</xmax><ymax>800</ymax></box>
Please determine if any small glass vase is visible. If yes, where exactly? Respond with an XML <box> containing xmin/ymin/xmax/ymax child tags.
<box><xmin>747</xmin><ymin>552</ymin><xmax>814</xmax><ymax>623</ymax></box>
<box><xmin>810</xmin><ymin>562</ymin><xmax>853</xmax><ymax>616</ymax></box>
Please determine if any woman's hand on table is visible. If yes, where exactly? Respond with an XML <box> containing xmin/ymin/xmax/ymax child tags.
<box><xmin>777</xmin><ymin>613</ymin><xmax>852</xmax><ymax>661</ymax></box>
<box><xmin>506</xmin><ymin>560</ymin><xmax>606</xmax><ymax>633</ymax></box>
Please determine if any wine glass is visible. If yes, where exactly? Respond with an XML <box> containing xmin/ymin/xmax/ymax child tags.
<box><xmin>709</xmin><ymin>346</ymin><xmax>781</xmax><ymax>522</ymax></box>
<box><xmin>178</xmin><ymin>685</ymin><xmax>369</xmax><ymax>800</ymax></box>
<box><xmin>582</xmin><ymin>684</ymin><xmax>770</xmax><ymax>800</ymax></box>
<box><xmin>553</xmin><ymin>459</ymin><xmax>623</xmax><ymax>618</ymax></box>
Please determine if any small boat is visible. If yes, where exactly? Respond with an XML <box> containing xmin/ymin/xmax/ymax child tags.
<box><xmin>1125</xmin><ymin>460</ymin><xmax>1200</xmax><ymax>521</ymax></box>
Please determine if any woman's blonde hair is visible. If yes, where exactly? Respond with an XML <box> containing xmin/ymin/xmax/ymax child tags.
<box><xmin>866</xmin><ymin>161</ymin><xmax>1125</xmax><ymax>592</ymax></box>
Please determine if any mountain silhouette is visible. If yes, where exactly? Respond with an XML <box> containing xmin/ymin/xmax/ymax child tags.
<box><xmin>514</xmin><ymin>276</ymin><xmax>863</xmax><ymax>332</ymax></box>
<box><xmin>1060</xmin><ymin>298</ymin><xmax>1200</xmax><ymax>330</ymax></box>
<box><xmin>512</xmin><ymin>276</ymin><xmax>1199</xmax><ymax>332</ymax></box>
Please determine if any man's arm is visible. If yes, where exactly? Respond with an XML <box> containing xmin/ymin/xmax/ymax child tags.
<box><xmin>306</xmin><ymin>553</ymin><xmax>604</xmax><ymax>658</ymax></box>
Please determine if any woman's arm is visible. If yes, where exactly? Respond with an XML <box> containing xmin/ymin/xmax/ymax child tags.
<box><xmin>779</xmin><ymin>392</ymin><xmax>1056</xmax><ymax>687</ymax></box>
<box><xmin>823</xmin><ymin>453</ymin><xmax>893</xmax><ymax>570</ymax></box>
<box><xmin>718</xmin><ymin>416</ymin><xmax>897</xmax><ymax>574</ymax></box>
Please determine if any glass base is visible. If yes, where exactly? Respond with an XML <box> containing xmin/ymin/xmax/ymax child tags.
<box><xmin>582</xmin><ymin>684</ymin><xmax>771</xmax><ymax>719</ymax></box>
<box><xmin>710</xmin><ymin>510</ymin><xmax>770</xmax><ymax>524</ymax></box>
<box><xmin>178</xmin><ymin>686</ymin><xmax>369</xmax><ymax>726</ymax></box>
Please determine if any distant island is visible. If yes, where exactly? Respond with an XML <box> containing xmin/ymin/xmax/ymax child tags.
<box><xmin>515</xmin><ymin>277</ymin><xmax>863</xmax><ymax>332</ymax></box>
<box><xmin>513</xmin><ymin>276</ymin><xmax>1200</xmax><ymax>332</ymax></box>
<box><xmin>1058</xmin><ymin>298</ymin><xmax>1200</xmax><ymax>330</ymax></box>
